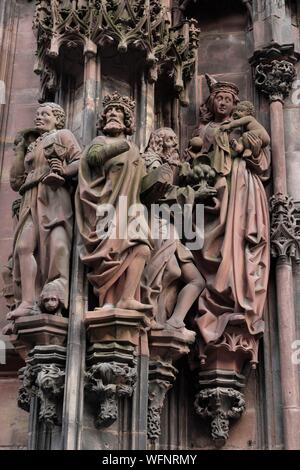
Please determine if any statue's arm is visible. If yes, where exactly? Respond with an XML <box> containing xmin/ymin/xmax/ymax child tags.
<box><xmin>57</xmin><ymin>129</ymin><xmax>82</xmax><ymax>178</ymax></box>
<box><xmin>10</xmin><ymin>138</ymin><xmax>26</xmax><ymax>192</ymax></box>
<box><xmin>87</xmin><ymin>139</ymin><xmax>130</xmax><ymax>168</ymax></box>
<box><xmin>221</xmin><ymin>116</ymin><xmax>252</xmax><ymax>130</ymax></box>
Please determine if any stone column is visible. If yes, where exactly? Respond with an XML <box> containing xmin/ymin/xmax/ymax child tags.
<box><xmin>255</xmin><ymin>57</ymin><xmax>300</xmax><ymax>450</ymax></box>
<box><xmin>81</xmin><ymin>48</ymin><xmax>98</xmax><ymax>147</ymax></box>
<box><xmin>61</xmin><ymin>47</ymin><xmax>98</xmax><ymax>450</ymax></box>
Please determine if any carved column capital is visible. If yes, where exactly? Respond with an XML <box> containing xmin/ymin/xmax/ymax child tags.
<box><xmin>255</xmin><ymin>59</ymin><xmax>296</xmax><ymax>103</ymax></box>
<box><xmin>270</xmin><ymin>193</ymin><xmax>300</xmax><ymax>262</ymax></box>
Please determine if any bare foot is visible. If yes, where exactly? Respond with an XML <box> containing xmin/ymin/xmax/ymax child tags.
<box><xmin>2</xmin><ymin>321</ymin><xmax>15</xmax><ymax>335</ymax></box>
<box><xmin>165</xmin><ymin>319</ymin><xmax>196</xmax><ymax>341</ymax></box>
<box><xmin>166</xmin><ymin>318</ymin><xmax>185</xmax><ymax>329</ymax></box>
<box><xmin>230</xmin><ymin>139</ymin><xmax>244</xmax><ymax>154</ymax></box>
<box><xmin>242</xmin><ymin>149</ymin><xmax>252</xmax><ymax>158</ymax></box>
<box><xmin>115</xmin><ymin>299</ymin><xmax>153</xmax><ymax>312</ymax></box>
<box><xmin>7</xmin><ymin>301</ymin><xmax>40</xmax><ymax>321</ymax></box>
<box><xmin>102</xmin><ymin>303</ymin><xmax>115</xmax><ymax>309</ymax></box>
<box><xmin>149</xmin><ymin>320</ymin><xmax>165</xmax><ymax>331</ymax></box>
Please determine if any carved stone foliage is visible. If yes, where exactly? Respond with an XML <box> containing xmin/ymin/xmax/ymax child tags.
<box><xmin>255</xmin><ymin>59</ymin><xmax>296</xmax><ymax>102</ymax></box>
<box><xmin>19</xmin><ymin>362</ymin><xmax>65</xmax><ymax>425</ymax></box>
<box><xmin>33</xmin><ymin>0</ymin><xmax>200</xmax><ymax>103</ymax></box>
<box><xmin>18</xmin><ymin>366</ymin><xmax>35</xmax><ymax>413</ymax></box>
<box><xmin>147</xmin><ymin>360</ymin><xmax>177</xmax><ymax>441</ymax></box>
<box><xmin>194</xmin><ymin>387</ymin><xmax>246</xmax><ymax>448</ymax></box>
<box><xmin>17</xmin><ymin>345</ymin><xmax>66</xmax><ymax>426</ymax></box>
<box><xmin>36</xmin><ymin>364</ymin><xmax>65</xmax><ymax>424</ymax></box>
<box><xmin>270</xmin><ymin>193</ymin><xmax>300</xmax><ymax>261</ymax></box>
<box><xmin>198</xmin><ymin>328</ymin><xmax>260</xmax><ymax>370</ymax></box>
<box><xmin>85</xmin><ymin>361</ymin><xmax>137</xmax><ymax>428</ymax></box>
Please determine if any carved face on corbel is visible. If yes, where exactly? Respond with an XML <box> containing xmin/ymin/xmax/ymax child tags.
<box><xmin>39</xmin><ymin>282</ymin><xmax>64</xmax><ymax>315</ymax></box>
<box><xmin>35</xmin><ymin>105</ymin><xmax>59</xmax><ymax>133</ymax></box>
<box><xmin>213</xmin><ymin>92</ymin><xmax>235</xmax><ymax>121</ymax></box>
<box><xmin>42</xmin><ymin>294</ymin><xmax>60</xmax><ymax>314</ymax></box>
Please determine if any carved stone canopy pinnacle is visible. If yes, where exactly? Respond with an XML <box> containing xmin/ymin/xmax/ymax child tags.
<box><xmin>33</xmin><ymin>0</ymin><xmax>200</xmax><ymax>104</ymax></box>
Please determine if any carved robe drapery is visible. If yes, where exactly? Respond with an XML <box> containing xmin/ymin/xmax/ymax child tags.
<box><xmin>76</xmin><ymin>136</ymin><xmax>152</xmax><ymax>306</ymax></box>
<box><xmin>11</xmin><ymin>129</ymin><xmax>81</xmax><ymax>309</ymax></box>
<box><xmin>194</xmin><ymin>126</ymin><xmax>270</xmax><ymax>343</ymax></box>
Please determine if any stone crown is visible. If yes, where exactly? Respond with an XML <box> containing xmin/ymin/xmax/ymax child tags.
<box><xmin>103</xmin><ymin>92</ymin><xmax>135</xmax><ymax>115</ymax></box>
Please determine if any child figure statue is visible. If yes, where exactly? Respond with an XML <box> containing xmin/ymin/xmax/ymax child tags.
<box><xmin>220</xmin><ymin>101</ymin><xmax>270</xmax><ymax>157</ymax></box>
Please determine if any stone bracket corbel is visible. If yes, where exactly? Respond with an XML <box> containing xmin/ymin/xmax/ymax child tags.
<box><xmin>18</xmin><ymin>345</ymin><xmax>66</xmax><ymax>427</ymax></box>
<box><xmin>84</xmin><ymin>308</ymin><xmax>147</xmax><ymax>430</ymax></box>
<box><xmin>147</xmin><ymin>327</ymin><xmax>195</xmax><ymax>443</ymax></box>
<box><xmin>147</xmin><ymin>360</ymin><xmax>177</xmax><ymax>441</ymax></box>
<box><xmin>85</xmin><ymin>361</ymin><xmax>137</xmax><ymax>428</ymax></box>
<box><xmin>194</xmin><ymin>386</ymin><xmax>246</xmax><ymax>448</ymax></box>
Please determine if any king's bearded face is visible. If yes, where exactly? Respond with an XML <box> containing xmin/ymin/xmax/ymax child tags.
<box><xmin>103</xmin><ymin>105</ymin><xmax>126</xmax><ymax>135</ymax></box>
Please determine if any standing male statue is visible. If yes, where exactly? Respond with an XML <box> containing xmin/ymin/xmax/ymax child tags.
<box><xmin>4</xmin><ymin>102</ymin><xmax>81</xmax><ymax>329</ymax></box>
<box><xmin>76</xmin><ymin>92</ymin><xmax>152</xmax><ymax>311</ymax></box>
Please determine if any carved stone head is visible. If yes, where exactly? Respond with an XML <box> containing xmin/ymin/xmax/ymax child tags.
<box><xmin>39</xmin><ymin>281</ymin><xmax>64</xmax><ymax>315</ymax></box>
<box><xmin>232</xmin><ymin>100</ymin><xmax>255</xmax><ymax>119</ymax></box>
<box><xmin>199</xmin><ymin>76</ymin><xmax>240</xmax><ymax>124</ymax></box>
<box><xmin>34</xmin><ymin>102</ymin><xmax>65</xmax><ymax>132</ymax></box>
<box><xmin>98</xmin><ymin>92</ymin><xmax>135</xmax><ymax>136</ymax></box>
<box><xmin>146</xmin><ymin>127</ymin><xmax>181</xmax><ymax>165</ymax></box>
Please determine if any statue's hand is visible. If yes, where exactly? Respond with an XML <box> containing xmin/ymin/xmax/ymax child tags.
<box><xmin>50</xmin><ymin>157</ymin><xmax>64</xmax><ymax>176</ymax></box>
<box><xmin>247</xmin><ymin>132</ymin><xmax>262</xmax><ymax>157</ymax></box>
<box><xmin>153</xmin><ymin>181</ymin><xmax>173</xmax><ymax>200</ymax></box>
<box><xmin>230</xmin><ymin>139</ymin><xmax>244</xmax><ymax>155</ymax></box>
<box><xmin>220</xmin><ymin>124</ymin><xmax>231</xmax><ymax>132</ymax></box>
<box><xmin>194</xmin><ymin>185</ymin><xmax>217</xmax><ymax>201</ymax></box>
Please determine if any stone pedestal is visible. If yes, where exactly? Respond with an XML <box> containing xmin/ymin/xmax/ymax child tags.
<box><xmin>8</xmin><ymin>315</ymin><xmax>69</xmax><ymax>449</ymax></box>
<box><xmin>193</xmin><ymin>321</ymin><xmax>258</xmax><ymax>447</ymax></box>
<box><xmin>83</xmin><ymin>308</ymin><xmax>149</xmax><ymax>449</ymax></box>
<box><xmin>11</xmin><ymin>314</ymin><xmax>69</xmax><ymax>360</ymax></box>
<box><xmin>147</xmin><ymin>327</ymin><xmax>195</xmax><ymax>447</ymax></box>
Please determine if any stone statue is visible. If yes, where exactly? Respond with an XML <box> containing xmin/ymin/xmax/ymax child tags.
<box><xmin>4</xmin><ymin>103</ymin><xmax>81</xmax><ymax>330</ymax></box>
<box><xmin>141</xmin><ymin>127</ymin><xmax>214</xmax><ymax>338</ymax></box>
<box><xmin>193</xmin><ymin>75</ymin><xmax>271</xmax><ymax>344</ymax></box>
<box><xmin>219</xmin><ymin>100</ymin><xmax>271</xmax><ymax>157</ymax></box>
<box><xmin>76</xmin><ymin>92</ymin><xmax>152</xmax><ymax>312</ymax></box>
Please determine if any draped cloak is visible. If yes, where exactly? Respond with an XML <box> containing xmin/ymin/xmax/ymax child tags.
<box><xmin>12</xmin><ymin>129</ymin><xmax>81</xmax><ymax>308</ymax></box>
<box><xmin>194</xmin><ymin>123</ymin><xmax>271</xmax><ymax>343</ymax></box>
<box><xmin>75</xmin><ymin>136</ymin><xmax>152</xmax><ymax>306</ymax></box>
